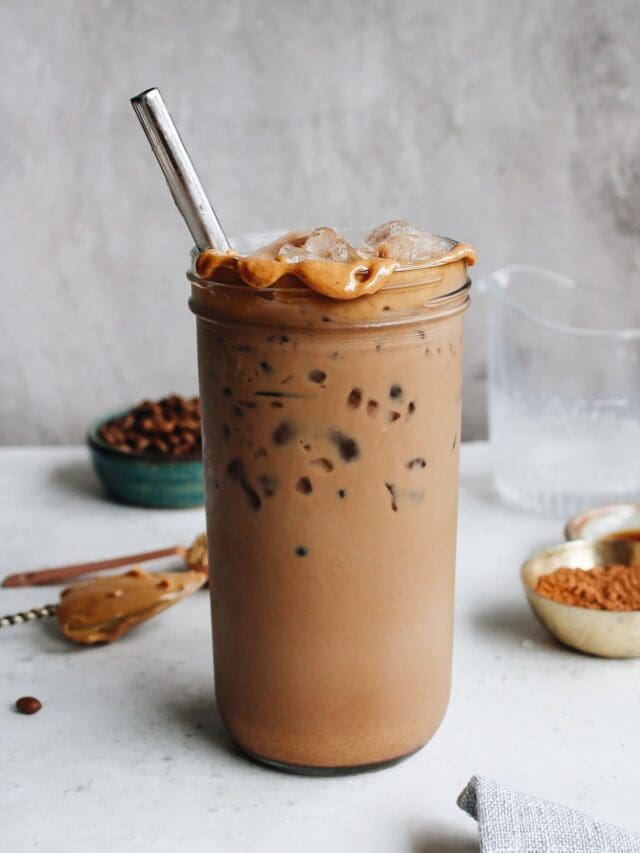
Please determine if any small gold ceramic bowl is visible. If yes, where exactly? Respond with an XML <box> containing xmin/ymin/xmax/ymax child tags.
<box><xmin>521</xmin><ymin>539</ymin><xmax>640</xmax><ymax>658</ymax></box>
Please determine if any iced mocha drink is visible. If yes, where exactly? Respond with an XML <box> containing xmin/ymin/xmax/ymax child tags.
<box><xmin>190</xmin><ymin>222</ymin><xmax>474</xmax><ymax>771</ymax></box>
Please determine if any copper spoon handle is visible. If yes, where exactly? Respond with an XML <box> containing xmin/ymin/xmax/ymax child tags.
<box><xmin>2</xmin><ymin>546</ymin><xmax>186</xmax><ymax>588</ymax></box>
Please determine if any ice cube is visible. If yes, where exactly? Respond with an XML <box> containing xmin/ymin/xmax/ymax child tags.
<box><xmin>364</xmin><ymin>220</ymin><xmax>454</xmax><ymax>263</ymax></box>
<box><xmin>278</xmin><ymin>228</ymin><xmax>365</xmax><ymax>264</ymax></box>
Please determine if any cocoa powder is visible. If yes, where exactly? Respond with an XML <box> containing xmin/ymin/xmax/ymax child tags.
<box><xmin>535</xmin><ymin>564</ymin><xmax>640</xmax><ymax>611</ymax></box>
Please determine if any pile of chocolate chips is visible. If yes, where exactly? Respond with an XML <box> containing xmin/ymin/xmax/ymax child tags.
<box><xmin>98</xmin><ymin>395</ymin><xmax>202</xmax><ymax>458</ymax></box>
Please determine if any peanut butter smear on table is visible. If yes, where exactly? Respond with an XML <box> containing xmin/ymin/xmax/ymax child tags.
<box><xmin>56</xmin><ymin>568</ymin><xmax>206</xmax><ymax>644</ymax></box>
<box><xmin>195</xmin><ymin>220</ymin><xmax>476</xmax><ymax>300</ymax></box>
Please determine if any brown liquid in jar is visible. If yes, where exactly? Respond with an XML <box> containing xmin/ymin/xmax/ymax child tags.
<box><xmin>191</xmin><ymin>225</ymin><xmax>474</xmax><ymax>770</ymax></box>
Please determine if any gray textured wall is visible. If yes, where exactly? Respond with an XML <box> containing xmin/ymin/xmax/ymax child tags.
<box><xmin>2</xmin><ymin>0</ymin><xmax>639</xmax><ymax>444</ymax></box>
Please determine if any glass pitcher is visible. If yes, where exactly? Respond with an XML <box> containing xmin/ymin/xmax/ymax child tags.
<box><xmin>483</xmin><ymin>265</ymin><xmax>640</xmax><ymax>517</ymax></box>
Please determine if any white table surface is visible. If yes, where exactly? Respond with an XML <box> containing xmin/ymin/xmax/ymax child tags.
<box><xmin>2</xmin><ymin>443</ymin><xmax>639</xmax><ymax>852</ymax></box>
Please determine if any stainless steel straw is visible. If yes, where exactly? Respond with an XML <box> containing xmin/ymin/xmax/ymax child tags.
<box><xmin>130</xmin><ymin>87</ymin><xmax>230</xmax><ymax>253</ymax></box>
<box><xmin>0</xmin><ymin>604</ymin><xmax>57</xmax><ymax>629</ymax></box>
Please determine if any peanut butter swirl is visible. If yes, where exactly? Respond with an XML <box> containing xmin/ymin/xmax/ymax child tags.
<box><xmin>56</xmin><ymin>568</ymin><xmax>206</xmax><ymax>644</ymax></box>
<box><xmin>195</xmin><ymin>222</ymin><xmax>476</xmax><ymax>301</ymax></box>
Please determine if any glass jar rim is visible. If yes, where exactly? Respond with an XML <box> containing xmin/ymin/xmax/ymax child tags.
<box><xmin>481</xmin><ymin>264</ymin><xmax>640</xmax><ymax>340</ymax></box>
<box><xmin>188</xmin><ymin>229</ymin><xmax>473</xmax><ymax>305</ymax></box>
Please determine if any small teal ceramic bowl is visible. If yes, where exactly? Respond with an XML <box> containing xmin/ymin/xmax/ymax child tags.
<box><xmin>87</xmin><ymin>411</ymin><xmax>205</xmax><ymax>509</ymax></box>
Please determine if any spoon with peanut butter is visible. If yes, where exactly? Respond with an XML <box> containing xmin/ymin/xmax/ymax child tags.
<box><xmin>0</xmin><ymin>566</ymin><xmax>206</xmax><ymax>644</ymax></box>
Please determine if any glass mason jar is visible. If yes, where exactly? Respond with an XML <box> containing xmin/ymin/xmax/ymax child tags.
<box><xmin>189</xmin><ymin>232</ymin><xmax>472</xmax><ymax>773</ymax></box>
<box><xmin>483</xmin><ymin>265</ymin><xmax>640</xmax><ymax>517</ymax></box>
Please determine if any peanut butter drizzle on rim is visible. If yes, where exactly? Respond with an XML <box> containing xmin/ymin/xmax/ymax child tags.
<box><xmin>195</xmin><ymin>240</ymin><xmax>476</xmax><ymax>301</ymax></box>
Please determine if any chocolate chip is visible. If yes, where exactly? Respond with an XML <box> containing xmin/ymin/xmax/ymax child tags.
<box><xmin>382</xmin><ymin>305</ymin><xmax>390</xmax><ymax>312</ymax></box>
<box><xmin>226</xmin><ymin>457</ymin><xmax>244</xmax><ymax>482</ymax></box>
<box><xmin>331</xmin><ymin>431</ymin><xmax>360</xmax><ymax>462</ymax></box>
<box><xmin>385</xmin><ymin>483</ymin><xmax>398</xmax><ymax>512</ymax></box>
<box><xmin>222</xmin><ymin>425</ymin><xmax>231</xmax><ymax>440</ymax></box>
<box><xmin>322</xmin><ymin>316</ymin><xmax>331</xmax><ymax>323</ymax></box>
<box><xmin>310</xmin><ymin>458</ymin><xmax>334</xmax><ymax>473</ymax></box>
<box><xmin>309</xmin><ymin>369</ymin><xmax>327</xmax><ymax>384</ymax></box>
<box><xmin>272</xmin><ymin>421</ymin><xmax>295</xmax><ymax>446</ymax></box>
<box><xmin>242</xmin><ymin>482</ymin><xmax>261</xmax><ymax>510</ymax></box>
<box><xmin>367</xmin><ymin>400</ymin><xmax>379</xmax><ymax>416</ymax></box>
<box><xmin>255</xmin><ymin>390</ymin><xmax>301</xmax><ymax>398</ymax></box>
<box><xmin>258</xmin><ymin>473</ymin><xmax>277</xmax><ymax>497</ymax></box>
<box><xmin>389</xmin><ymin>411</ymin><xmax>401</xmax><ymax>422</ymax></box>
<box><xmin>338</xmin><ymin>489</ymin><xmax>346</xmax><ymax>499</ymax></box>
<box><xmin>407</xmin><ymin>457</ymin><xmax>427</xmax><ymax>469</ymax></box>
<box><xmin>271</xmin><ymin>401</ymin><xmax>284</xmax><ymax>408</ymax></box>
<box><xmin>408</xmin><ymin>401</ymin><xmax>416</xmax><ymax>415</ymax></box>
<box><xmin>416</xmin><ymin>329</ymin><xmax>426</xmax><ymax>339</ymax></box>
<box><xmin>226</xmin><ymin>458</ymin><xmax>261</xmax><ymax>510</ymax></box>
<box><xmin>389</xmin><ymin>384</ymin><xmax>402</xmax><ymax>399</ymax></box>
<box><xmin>295</xmin><ymin>546</ymin><xmax>308</xmax><ymax>557</ymax></box>
<box><xmin>260</xmin><ymin>361</ymin><xmax>274</xmax><ymax>374</ymax></box>
<box><xmin>16</xmin><ymin>696</ymin><xmax>41</xmax><ymax>715</ymax></box>
<box><xmin>222</xmin><ymin>387</ymin><xmax>232</xmax><ymax>397</ymax></box>
<box><xmin>232</xmin><ymin>405</ymin><xmax>245</xmax><ymax>419</ymax></box>
<box><xmin>347</xmin><ymin>388</ymin><xmax>362</xmax><ymax>409</ymax></box>
<box><xmin>296</xmin><ymin>476</ymin><xmax>313</xmax><ymax>494</ymax></box>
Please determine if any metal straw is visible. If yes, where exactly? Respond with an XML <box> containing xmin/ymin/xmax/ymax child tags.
<box><xmin>1</xmin><ymin>604</ymin><xmax>57</xmax><ymax>629</ymax></box>
<box><xmin>130</xmin><ymin>87</ymin><xmax>230</xmax><ymax>253</ymax></box>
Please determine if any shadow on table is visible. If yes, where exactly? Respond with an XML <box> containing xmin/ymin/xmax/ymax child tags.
<box><xmin>48</xmin><ymin>458</ymin><xmax>107</xmax><ymax>502</ymax></box>
<box><xmin>460</xmin><ymin>469</ymin><xmax>497</xmax><ymax>505</ymax></box>
<box><xmin>159</xmin><ymin>691</ymin><xmax>251</xmax><ymax>765</ymax></box>
<box><xmin>409</xmin><ymin>828</ymin><xmax>478</xmax><ymax>852</ymax></box>
<box><xmin>471</xmin><ymin>602</ymin><xmax>562</xmax><ymax>653</ymax></box>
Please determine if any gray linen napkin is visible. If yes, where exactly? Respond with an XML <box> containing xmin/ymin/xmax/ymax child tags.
<box><xmin>457</xmin><ymin>775</ymin><xmax>640</xmax><ymax>852</ymax></box>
